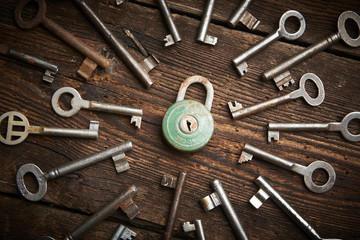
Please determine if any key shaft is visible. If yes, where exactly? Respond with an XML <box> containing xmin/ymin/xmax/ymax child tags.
<box><xmin>197</xmin><ymin>0</ymin><xmax>217</xmax><ymax>45</ymax></box>
<box><xmin>157</xmin><ymin>0</ymin><xmax>181</xmax><ymax>46</ymax></box>
<box><xmin>268</xmin><ymin>122</ymin><xmax>341</xmax><ymax>132</ymax></box>
<box><xmin>84</xmin><ymin>101</ymin><xmax>143</xmax><ymax>117</ymax></box>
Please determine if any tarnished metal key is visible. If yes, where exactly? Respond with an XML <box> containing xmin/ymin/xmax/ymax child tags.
<box><xmin>268</xmin><ymin>112</ymin><xmax>360</xmax><ymax>142</ymax></box>
<box><xmin>250</xmin><ymin>176</ymin><xmax>341</xmax><ymax>240</ymax></box>
<box><xmin>0</xmin><ymin>111</ymin><xmax>98</xmax><ymax>145</ymax></box>
<box><xmin>182</xmin><ymin>220</ymin><xmax>206</xmax><ymax>240</ymax></box>
<box><xmin>0</xmin><ymin>43</ymin><xmax>58</xmax><ymax>83</ymax></box>
<box><xmin>16</xmin><ymin>141</ymin><xmax>133</xmax><ymax>201</ymax></box>
<box><xmin>52</xmin><ymin>87</ymin><xmax>143</xmax><ymax>129</ymax></box>
<box><xmin>228</xmin><ymin>73</ymin><xmax>324</xmax><ymax>119</ymax></box>
<box><xmin>157</xmin><ymin>0</ymin><xmax>182</xmax><ymax>47</ymax></box>
<box><xmin>14</xmin><ymin>0</ymin><xmax>111</xmax><ymax>70</ymax></box>
<box><xmin>200</xmin><ymin>179</ymin><xmax>249</xmax><ymax>240</ymax></box>
<box><xmin>228</xmin><ymin>0</ymin><xmax>260</xmax><ymax>30</ymax></box>
<box><xmin>232</xmin><ymin>10</ymin><xmax>305</xmax><ymax>77</ymax></box>
<box><xmin>110</xmin><ymin>224</ymin><xmax>137</xmax><ymax>240</ymax></box>
<box><xmin>239</xmin><ymin>144</ymin><xmax>336</xmax><ymax>193</ymax></box>
<box><xmin>197</xmin><ymin>0</ymin><xmax>217</xmax><ymax>45</ymax></box>
<box><xmin>263</xmin><ymin>11</ymin><xmax>360</xmax><ymax>90</ymax></box>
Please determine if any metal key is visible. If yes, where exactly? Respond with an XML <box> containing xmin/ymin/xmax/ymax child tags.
<box><xmin>232</xmin><ymin>10</ymin><xmax>305</xmax><ymax>76</ymax></box>
<box><xmin>157</xmin><ymin>0</ymin><xmax>182</xmax><ymax>47</ymax></box>
<box><xmin>200</xmin><ymin>179</ymin><xmax>249</xmax><ymax>240</ymax></box>
<box><xmin>228</xmin><ymin>0</ymin><xmax>260</xmax><ymax>30</ymax></box>
<box><xmin>182</xmin><ymin>220</ymin><xmax>206</xmax><ymax>240</ymax></box>
<box><xmin>14</xmin><ymin>0</ymin><xmax>111</xmax><ymax>70</ymax></box>
<box><xmin>263</xmin><ymin>11</ymin><xmax>360</xmax><ymax>90</ymax></box>
<box><xmin>228</xmin><ymin>73</ymin><xmax>324</xmax><ymax>119</ymax></box>
<box><xmin>268</xmin><ymin>112</ymin><xmax>360</xmax><ymax>142</ymax></box>
<box><xmin>51</xmin><ymin>87</ymin><xmax>143</xmax><ymax>129</ymax></box>
<box><xmin>72</xmin><ymin>0</ymin><xmax>156</xmax><ymax>88</ymax></box>
<box><xmin>239</xmin><ymin>143</ymin><xmax>336</xmax><ymax>193</ymax></box>
<box><xmin>0</xmin><ymin>111</ymin><xmax>98</xmax><ymax>145</ymax></box>
<box><xmin>16</xmin><ymin>141</ymin><xmax>133</xmax><ymax>201</ymax></box>
<box><xmin>250</xmin><ymin>176</ymin><xmax>341</xmax><ymax>240</ymax></box>
<box><xmin>110</xmin><ymin>224</ymin><xmax>137</xmax><ymax>240</ymax></box>
<box><xmin>197</xmin><ymin>0</ymin><xmax>217</xmax><ymax>46</ymax></box>
<box><xmin>0</xmin><ymin>43</ymin><xmax>58</xmax><ymax>83</ymax></box>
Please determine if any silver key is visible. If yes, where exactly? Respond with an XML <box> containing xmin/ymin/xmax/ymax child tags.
<box><xmin>228</xmin><ymin>73</ymin><xmax>324</xmax><ymax>119</ymax></box>
<box><xmin>268</xmin><ymin>112</ymin><xmax>360</xmax><ymax>142</ymax></box>
<box><xmin>239</xmin><ymin>143</ymin><xmax>336</xmax><ymax>193</ymax></box>
<box><xmin>0</xmin><ymin>111</ymin><xmax>98</xmax><ymax>145</ymax></box>
<box><xmin>110</xmin><ymin>224</ymin><xmax>137</xmax><ymax>240</ymax></box>
<box><xmin>16</xmin><ymin>141</ymin><xmax>133</xmax><ymax>201</ymax></box>
<box><xmin>197</xmin><ymin>0</ymin><xmax>217</xmax><ymax>45</ymax></box>
<box><xmin>182</xmin><ymin>220</ymin><xmax>206</xmax><ymax>240</ymax></box>
<box><xmin>250</xmin><ymin>176</ymin><xmax>341</xmax><ymax>240</ymax></box>
<box><xmin>228</xmin><ymin>0</ymin><xmax>260</xmax><ymax>30</ymax></box>
<box><xmin>263</xmin><ymin>11</ymin><xmax>360</xmax><ymax>90</ymax></box>
<box><xmin>157</xmin><ymin>0</ymin><xmax>182</xmax><ymax>47</ymax></box>
<box><xmin>232</xmin><ymin>10</ymin><xmax>305</xmax><ymax>76</ymax></box>
<box><xmin>51</xmin><ymin>87</ymin><xmax>143</xmax><ymax>129</ymax></box>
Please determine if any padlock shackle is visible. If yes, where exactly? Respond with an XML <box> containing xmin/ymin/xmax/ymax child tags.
<box><xmin>175</xmin><ymin>76</ymin><xmax>214</xmax><ymax>111</ymax></box>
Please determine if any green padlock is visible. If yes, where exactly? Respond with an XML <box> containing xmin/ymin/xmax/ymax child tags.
<box><xmin>162</xmin><ymin>75</ymin><xmax>214</xmax><ymax>152</ymax></box>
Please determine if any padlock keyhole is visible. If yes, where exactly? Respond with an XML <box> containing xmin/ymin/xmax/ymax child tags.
<box><xmin>186</xmin><ymin>120</ymin><xmax>192</xmax><ymax>132</ymax></box>
<box><xmin>179</xmin><ymin>115</ymin><xmax>198</xmax><ymax>134</ymax></box>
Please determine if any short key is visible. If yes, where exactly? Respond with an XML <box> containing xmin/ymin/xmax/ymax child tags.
<box><xmin>51</xmin><ymin>87</ymin><xmax>143</xmax><ymax>129</ymax></box>
<box><xmin>263</xmin><ymin>11</ymin><xmax>360</xmax><ymax>90</ymax></box>
<box><xmin>239</xmin><ymin>143</ymin><xmax>336</xmax><ymax>193</ymax></box>
<box><xmin>228</xmin><ymin>0</ymin><xmax>260</xmax><ymax>30</ymax></box>
<box><xmin>157</xmin><ymin>0</ymin><xmax>182</xmax><ymax>47</ymax></box>
<box><xmin>0</xmin><ymin>111</ymin><xmax>98</xmax><ymax>145</ymax></box>
<box><xmin>268</xmin><ymin>112</ymin><xmax>360</xmax><ymax>142</ymax></box>
<box><xmin>197</xmin><ymin>0</ymin><xmax>217</xmax><ymax>46</ymax></box>
<box><xmin>228</xmin><ymin>73</ymin><xmax>325</xmax><ymax>119</ymax></box>
<box><xmin>250</xmin><ymin>176</ymin><xmax>341</xmax><ymax>240</ymax></box>
<box><xmin>16</xmin><ymin>141</ymin><xmax>133</xmax><ymax>201</ymax></box>
<box><xmin>232</xmin><ymin>10</ymin><xmax>305</xmax><ymax>76</ymax></box>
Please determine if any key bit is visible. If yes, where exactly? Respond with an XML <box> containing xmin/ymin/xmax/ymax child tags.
<box><xmin>273</xmin><ymin>71</ymin><xmax>295</xmax><ymax>90</ymax></box>
<box><xmin>182</xmin><ymin>220</ymin><xmax>206</xmax><ymax>240</ymax></box>
<box><xmin>200</xmin><ymin>192</ymin><xmax>221</xmax><ymax>211</ymax></box>
<box><xmin>116</xmin><ymin>0</ymin><xmax>128</xmax><ymax>5</ymax></box>
<box><xmin>228</xmin><ymin>0</ymin><xmax>259</xmax><ymax>30</ymax></box>
<box><xmin>267</xmin><ymin>131</ymin><xmax>280</xmax><ymax>142</ymax></box>
<box><xmin>228</xmin><ymin>101</ymin><xmax>243</xmax><ymax>115</ymax></box>
<box><xmin>164</xmin><ymin>34</ymin><xmax>175</xmax><ymax>47</ymax></box>
<box><xmin>77</xmin><ymin>46</ymin><xmax>110</xmax><ymax>80</ymax></box>
<box><xmin>130</xmin><ymin>116</ymin><xmax>142</xmax><ymax>129</ymax></box>
<box><xmin>161</xmin><ymin>174</ymin><xmax>178</xmax><ymax>189</ymax></box>
<box><xmin>238</xmin><ymin>150</ymin><xmax>253</xmax><ymax>163</ymax></box>
<box><xmin>110</xmin><ymin>224</ymin><xmax>137</xmax><ymax>240</ymax></box>
<box><xmin>235</xmin><ymin>62</ymin><xmax>248</xmax><ymax>76</ymax></box>
<box><xmin>112</xmin><ymin>153</ymin><xmax>130</xmax><ymax>173</ymax></box>
<box><xmin>249</xmin><ymin>188</ymin><xmax>270</xmax><ymax>209</ymax></box>
<box><xmin>239</xmin><ymin>11</ymin><xmax>260</xmax><ymax>30</ymax></box>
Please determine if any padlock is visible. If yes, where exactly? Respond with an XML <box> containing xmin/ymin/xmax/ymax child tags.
<box><xmin>162</xmin><ymin>75</ymin><xmax>214</xmax><ymax>152</ymax></box>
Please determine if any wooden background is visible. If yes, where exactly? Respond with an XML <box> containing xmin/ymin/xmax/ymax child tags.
<box><xmin>0</xmin><ymin>0</ymin><xmax>359</xmax><ymax>239</ymax></box>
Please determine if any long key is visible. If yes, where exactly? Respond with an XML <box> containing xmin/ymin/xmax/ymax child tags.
<box><xmin>51</xmin><ymin>87</ymin><xmax>143</xmax><ymax>129</ymax></box>
<box><xmin>157</xmin><ymin>0</ymin><xmax>182</xmax><ymax>47</ymax></box>
<box><xmin>200</xmin><ymin>179</ymin><xmax>249</xmax><ymax>240</ymax></box>
<box><xmin>250</xmin><ymin>176</ymin><xmax>341</xmax><ymax>240</ymax></box>
<box><xmin>263</xmin><ymin>11</ymin><xmax>360</xmax><ymax>90</ymax></box>
<box><xmin>239</xmin><ymin>143</ymin><xmax>336</xmax><ymax>193</ymax></box>
<box><xmin>228</xmin><ymin>0</ymin><xmax>260</xmax><ymax>30</ymax></box>
<box><xmin>0</xmin><ymin>111</ymin><xmax>99</xmax><ymax>145</ymax></box>
<box><xmin>228</xmin><ymin>73</ymin><xmax>324</xmax><ymax>119</ymax></box>
<box><xmin>197</xmin><ymin>0</ymin><xmax>217</xmax><ymax>46</ymax></box>
<box><xmin>268</xmin><ymin>112</ymin><xmax>360</xmax><ymax>142</ymax></box>
<box><xmin>16</xmin><ymin>141</ymin><xmax>133</xmax><ymax>201</ymax></box>
<box><xmin>14</xmin><ymin>0</ymin><xmax>111</xmax><ymax>70</ymax></box>
<box><xmin>72</xmin><ymin>0</ymin><xmax>155</xmax><ymax>88</ymax></box>
<box><xmin>0</xmin><ymin>44</ymin><xmax>58</xmax><ymax>83</ymax></box>
<box><xmin>232</xmin><ymin>10</ymin><xmax>305</xmax><ymax>76</ymax></box>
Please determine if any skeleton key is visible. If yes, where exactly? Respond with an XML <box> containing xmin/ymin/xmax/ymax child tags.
<box><xmin>51</xmin><ymin>87</ymin><xmax>143</xmax><ymax>129</ymax></box>
<box><xmin>110</xmin><ymin>224</ymin><xmax>137</xmax><ymax>240</ymax></box>
<box><xmin>16</xmin><ymin>141</ymin><xmax>133</xmax><ymax>201</ymax></box>
<box><xmin>0</xmin><ymin>44</ymin><xmax>58</xmax><ymax>83</ymax></box>
<box><xmin>14</xmin><ymin>0</ymin><xmax>111</xmax><ymax>70</ymax></box>
<box><xmin>268</xmin><ymin>112</ymin><xmax>360</xmax><ymax>142</ymax></box>
<box><xmin>197</xmin><ymin>0</ymin><xmax>217</xmax><ymax>45</ymax></box>
<box><xmin>0</xmin><ymin>111</ymin><xmax>98</xmax><ymax>145</ymax></box>
<box><xmin>228</xmin><ymin>0</ymin><xmax>260</xmax><ymax>30</ymax></box>
<box><xmin>157</xmin><ymin>0</ymin><xmax>182</xmax><ymax>47</ymax></box>
<box><xmin>239</xmin><ymin>143</ymin><xmax>336</xmax><ymax>193</ymax></box>
<box><xmin>228</xmin><ymin>73</ymin><xmax>324</xmax><ymax>119</ymax></box>
<box><xmin>200</xmin><ymin>179</ymin><xmax>249</xmax><ymax>240</ymax></box>
<box><xmin>232</xmin><ymin>10</ymin><xmax>305</xmax><ymax>76</ymax></box>
<box><xmin>263</xmin><ymin>11</ymin><xmax>360</xmax><ymax>90</ymax></box>
<box><xmin>250</xmin><ymin>176</ymin><xmax>341</xmax><ymax>240</ymax></box>
<box><xmin>182</xmin><ymin>220</ymin><xmax>206</xmax><ymax>240</ymax></box>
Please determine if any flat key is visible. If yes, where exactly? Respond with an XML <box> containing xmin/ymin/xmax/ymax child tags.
<box><xmin>197</xmin><ymin>0</ymin><xmax>217</xmax><ymax>46</ymax></box>
<box><xmin>52</xmin><ymin>87</ymin><xmax>143</xmax><ymax>129</ymax></box>
<box><xmin>250</xmin><ymin>176</ymin><xmax>341</xmax><ymax>240</ymax></box>
<box><xmin>268</xmin><ymin>112</ymin><xmax>360</xmax><ymax>142</ymax></box>
<box><xmin>0</xmin><ymin>111</ymin><xmax>99</xmax><ymax>145</ymax></box>
<box><xmin>14</xmin><ymin>0</ymin><xmax>111</xmax><ymax>69</ymax></box>
<box><xmin>157</xmin><ymin>0</ymin><xmax>182</xmax><ymax>47</ymax></box>
<box><xmin>16</xmin><ymin>141</ymin><xmax>133</xmax><ymax>201</ymax></box>
<box><xmin>0</xmin><ymin>44</ymin><xmax>58</xmax><ymax>83</ymax></box>
<box><xmin>232</xmin><ymin>10</ymin><xmax>305</xmax><ymax>76</ymax></box>
<box><xmin>239</xmin><ymin>143</ymin><xmax>336</xmax><ymax>193</ymax></box>
<box><xmin>228</xmin><ymin>0</ymin><xmax>260</xmax><ymax>30</ymax></box>
<box><xmin>228</xmin><ymin>73</ymin><xmax>324</xmax><ymax>119</ymax></box>
<box><xmin>263</xmin><ymin>11</ymin><xmax>360</xmax><ymax>90</ymax></box>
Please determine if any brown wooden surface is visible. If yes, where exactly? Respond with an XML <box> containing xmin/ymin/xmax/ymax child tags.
<box><xmin>0</xmin><ymin>0</ymin><xmax>359</xmax><ymax>239</ymax></box>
